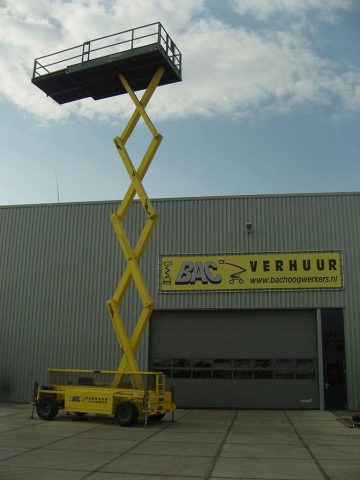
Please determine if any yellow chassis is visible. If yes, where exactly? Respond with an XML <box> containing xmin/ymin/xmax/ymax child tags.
<box><xmin>33</xmin><ymin>68</ymin><xmax>176</xmax><ymax>426</ymax></box>
<box><xmin>34</xmin><ymin>368</ymin><xmax>175</xmax><ymax>425</ymax></box>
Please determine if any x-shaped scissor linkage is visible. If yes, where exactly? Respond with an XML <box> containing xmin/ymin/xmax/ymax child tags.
<box><xmin>107</xmin><ymin>67</ymin><xmax>165</xmax><ymax>389</ymax></box>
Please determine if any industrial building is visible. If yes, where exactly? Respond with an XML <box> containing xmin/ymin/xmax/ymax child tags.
<box><xmin>0</xmin><ymin>192</ymin><xmax>359</xmax><ymax>410</ymax></box>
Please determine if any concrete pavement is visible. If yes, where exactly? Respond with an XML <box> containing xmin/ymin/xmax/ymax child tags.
<box><xmin>0</xmin><ymin>404</ymin><xmax>359</xmax><ymax>479</ymax></box>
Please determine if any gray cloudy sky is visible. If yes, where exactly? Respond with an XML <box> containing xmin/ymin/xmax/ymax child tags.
<box><xmin>0</xmin><ymin>0</ymin><xmax>359</xmax><ymax>205</ymax></box>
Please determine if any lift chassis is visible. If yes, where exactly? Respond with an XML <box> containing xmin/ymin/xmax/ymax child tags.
<box><xmin>33</xmin><ymin>369</ymin><xmax>173</xmax><ymax>426</ymax></box>
<box><xmin>31</xmin><ymin>24</ymin><xmax>181</xmax><ymax>426</ymax></box>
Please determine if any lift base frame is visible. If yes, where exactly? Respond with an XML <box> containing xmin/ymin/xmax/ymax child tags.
<box><xmin>33</xmin><ymin>368</ymin><xmax>175</xmax><ymax>423</ymax></box>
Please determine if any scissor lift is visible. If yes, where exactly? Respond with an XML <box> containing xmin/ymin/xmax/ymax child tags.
<box><xmin>31</xmin><ymin>23</ymin><xmax>182</xmax><ymax>426</ymax></box>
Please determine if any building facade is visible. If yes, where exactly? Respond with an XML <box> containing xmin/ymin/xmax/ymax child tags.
<box><xmin>0</xmin><ymin>192</ymin><xmax>359</xmax><ymax>409</ymax></box>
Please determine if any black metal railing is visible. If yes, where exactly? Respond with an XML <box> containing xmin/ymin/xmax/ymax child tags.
<box><xmin>32</xmin><ymin>22</ymin><xmax>181</xmax><ymax>79</ymax></box>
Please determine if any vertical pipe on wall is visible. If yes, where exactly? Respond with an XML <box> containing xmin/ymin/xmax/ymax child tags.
<box><xmin>316</xmin><ymin>308</ymin><xmax>324</xmax><ymax>410</ymax></box>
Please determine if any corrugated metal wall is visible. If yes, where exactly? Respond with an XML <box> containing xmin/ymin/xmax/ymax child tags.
<box><xmin>0</xmin><ymin>193</ymin><xmax>359</xmax><ymax>408</ymax></box>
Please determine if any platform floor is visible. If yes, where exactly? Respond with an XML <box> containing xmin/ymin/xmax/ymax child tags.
<box><xmin>0</xmin><ymin>404</ymin><xmax>359</xmax><ymax>479</ymax></box>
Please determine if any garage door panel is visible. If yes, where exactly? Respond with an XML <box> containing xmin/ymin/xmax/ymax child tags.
<box><xmin>152</xmin><ymin>310</ymin><xmax>317</xmax><ymax>358</ymax></box>
<box><xmin>150</xmin><ymin>309</ymin><xmax>319</xmax><ymax>409</ymax></box>
<box><xmin>169</xmin><ymin>379</ymin><xmax>317</xmax><ymax>409</ymax></box>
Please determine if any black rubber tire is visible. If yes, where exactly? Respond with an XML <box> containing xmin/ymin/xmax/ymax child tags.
<box><xmin>74</xmin><ymin>412</ymin><xmax>87</xmax><ymax>416</ymax></box>
<box><xmin>36</xmin><ymin>396</ymin><xmax>59</xmax><ymax>421</ymax></box>
<box><xmin>114</xmin><ymin>402</ymin><xmax>138</xmax><ymax>427</ymax></box>
<box><xmin>149</xmin><ymin>413</ymin><xmax>166</xmax><ymax>421</ymax></box>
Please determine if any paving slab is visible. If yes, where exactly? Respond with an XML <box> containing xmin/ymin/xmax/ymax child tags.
<box><xmin>186</xmin><ymin>410</ymin><xmax>235</xmax><ymax>420</ymax></box>
<box><xmin>211</xmin><ymin>458</ymin><xmax>324</xmax><ymax>479</ymax></box>
<box><xmin>230</xmin><ymin>423</ymin><xmax>294</xmax><ymax>434</ymax></box>
<box><xmin>21</xmin><ymin>421</ymin><xmax>102</xmax><ymax>437</ymax></box>
<box><xmin>149</xmin><ymin>430</ymin><xmax>226</xmax><ymax>443</ymax></box>
<box><xmin>1</xmin><ymin>448</ymin><xmax>118</xmax><ymax>471</ymax></box>
<box><xmin>0</xmin><ymin>447</ymin><xmax>29</xmax><ymax>461</ymax></box>
<box><xmin>226</xmin><ymin>432</ymin><xmax>303</xmax><ymax>445</ymax></box>
<box><xmin>0</xmin><ymin>406</ymin><xmax>29</xmax><ymax>418</ymax></box>
<box><xmin>0</xmin><ymin>416</ymin><xmax>35</xmax><ymax>426</ymax></box>
<box><xmin>221</xmin><ymin>443</ymin><xmax>311</xmax><ymax>459</ymax></box>
<box><xmin>0</xmin><ymin>431</ymin><xmax>67</xmax><ymax>449</ymax></box>
<box><xmin>0</xmin><ymin>419</ymin><xmax>37</xmax><ymax>433</ymax></box>
<box><xmin>309</xmin><ymin>444</ymin><xmax>360</xmax><ymax>460</ymax></box>
<box><xmin>45</xmin><ymin>436</ymin><xmax>138</xmax><ymax>453</ymax></box>
<box><xmin>232</xmin><ymin>418</ymin><xmax>290</xmax><ymax>426</ymax></box>
<box><xmin>1</xmin><ymin>405</ymin><xmax>360</xmax><ymax>480</ymax></box>
<box><xmin>236</xmin><ymin>410</ymin><xmax>287</xmax><ymax>418</ymax></box>
<box><xmin>290</xmin><ymin>420</ymin><xmax>343</xmax><ymax>428</ymax></box>
<box><xmin>77</xmin><ymin>425</ymin><xmax>158</xmax><ymax>441</ymax></box>
<box><xmin>87</xmin><ymin>473</ymin><xmax>201</xmax><ymax>480</ymax></box>
<box><xmin>170</xmin><ymin>408</ymin><xmax>189</xmax><ymax>418</ymax></box>
<box><xmin>286</xmin><ymin>410</ymin><xmax>334</xmax><ymax>419</ymax></box>
<box><xmin>101</xmin><ymin>452</ymin><xmax>213</xmax><ymax>476</ymax></box>
<box><xmin>0</xmin><ymin>466</ymin><xmax>86</xmax><ymax>480</ymax></box>
<box><xmin>302</xmin><ymin>433</ymin><xmax>360</xmax><ymax>446</ymax></box>
<box><xmin>32</xmin><ymin>415</ymin><xmax>103</xmax><ymax>427</ymax></box>
<box><xmin>0</xmin><ymin>424</ymin><xmax>27</xmax><ymax>434</ymax></box>
<box><xmin>131</xmin><ymin>439</ymin><xmax>219</xmax><ymax>456</ymax></box>
<box><xmin>166</xmin><ymin>419</ymin><xmax>232</xmax><ymax>432</ymax></box>
<box><xmin>319</xmin><ymin>460</ymin><xmax>360</xmax><ymax>480</ymax></box>
<box><xmin>296</xmin><ymin>425</ymin><xmax>360</xmax><ymax>436</ymax></box>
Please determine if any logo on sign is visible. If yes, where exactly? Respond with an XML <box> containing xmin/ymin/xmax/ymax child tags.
<box><xmin>175</xmin><ymin>261</ymin><xmax>221</xmax><ymax>285</ymax></box>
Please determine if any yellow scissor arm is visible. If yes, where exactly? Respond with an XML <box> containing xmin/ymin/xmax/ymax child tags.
<box><xmin>107</xmin><ymin>67</ymin><xmax>165</xmax><ymax>389</ymax></box>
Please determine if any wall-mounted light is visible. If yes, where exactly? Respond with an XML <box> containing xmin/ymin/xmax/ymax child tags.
<box><xmin>245</xmin><ymin>222</ymin><xmax>253</xmax><ymax>233</ymax></box>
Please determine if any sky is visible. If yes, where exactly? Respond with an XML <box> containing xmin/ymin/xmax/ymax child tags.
<box><xmin>0</xmin><ymin>0</ymin><xmax>359</xmax><ymax>206</ymax></box>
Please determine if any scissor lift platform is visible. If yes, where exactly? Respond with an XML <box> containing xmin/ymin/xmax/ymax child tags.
<box><xmin>32</xmin><ymin>23</ymin><xmax>181</xmax><ymax>104</ymax></box>
<box><xmin>31</xmin><ymin>22</ymin><xmax>181</xmax><ymax>427</ymax></box>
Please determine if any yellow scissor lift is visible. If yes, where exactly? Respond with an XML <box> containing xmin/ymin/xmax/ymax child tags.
<box><xmin>31</xmin><ymin>23</ymin><xmax>182</xmax><ymax>426</ymax></box>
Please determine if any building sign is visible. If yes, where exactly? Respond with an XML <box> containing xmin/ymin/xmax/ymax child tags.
<box><xmin>160</xmin><ymin>252</ymin><xmax>343</xmax><ymax>292</ymax></box>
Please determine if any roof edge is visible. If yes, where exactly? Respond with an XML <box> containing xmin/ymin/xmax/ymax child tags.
<box><xmin>1</xmin><ymin>190</ymin><xmax>360</xmax><ymax>209</ymax></box>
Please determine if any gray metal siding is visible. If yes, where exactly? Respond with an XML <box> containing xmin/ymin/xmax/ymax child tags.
<box><xmin>0</xmin><ymin>192</ymin><xmax>359</xmax><ymax>408</ymax></box>
<box><xmin>0</xmin><ymin>202</ymin><xmax>148</xmax><ymax>402</ymax></box>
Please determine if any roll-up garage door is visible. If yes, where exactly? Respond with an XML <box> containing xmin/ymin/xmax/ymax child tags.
<box><xmin>150</xmin><ymin>309</ymin><xmax>319</xmax><ymax>409</ymax></box>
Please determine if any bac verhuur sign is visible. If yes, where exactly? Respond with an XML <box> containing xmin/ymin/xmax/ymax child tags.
<box><xmin>160</xmin><ymin>252</ymin><xmax>343</xmax><ymax>292</ymax></box>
